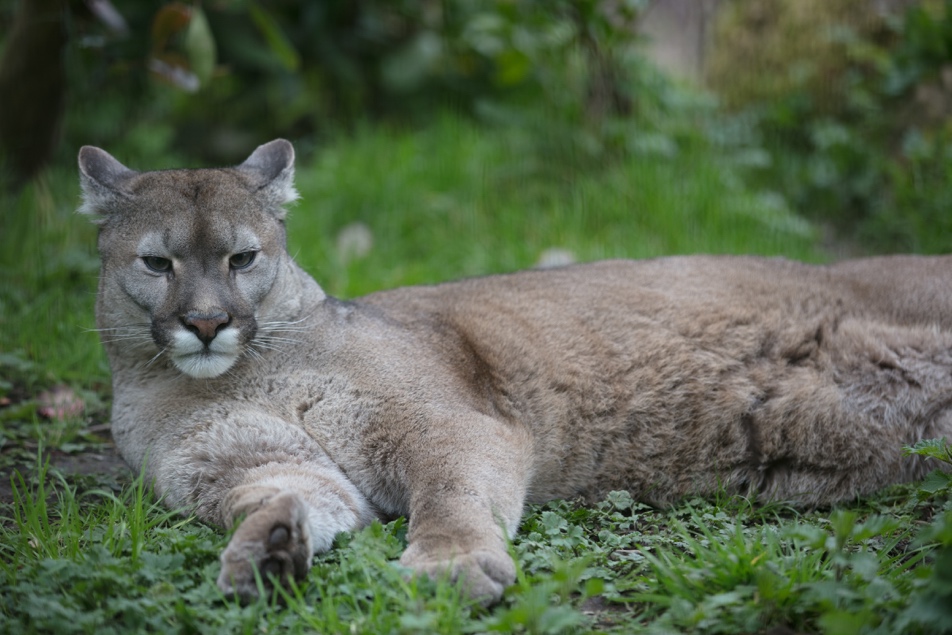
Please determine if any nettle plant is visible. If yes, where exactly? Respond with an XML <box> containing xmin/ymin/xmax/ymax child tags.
<box><xmin>904</xmin><ymin>437</ymin><xmax>952</xmax><ymax>502</ymax></box>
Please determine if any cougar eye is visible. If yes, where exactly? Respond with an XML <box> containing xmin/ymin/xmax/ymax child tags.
<box><xmin>229</xmin><ymin>251</ymin><xmax>257</xmax><ymax>270</ymax></box>
<box><xmin>143</xmin><ymin>256</ymin><xmax>172</xmax><ymax>273</ymax></box>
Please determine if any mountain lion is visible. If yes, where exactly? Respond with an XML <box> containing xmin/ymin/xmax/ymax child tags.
<box><xmin>79</xmin><ymin>140</ymin><xmax>952</xmax><ymax>605</ymax></box>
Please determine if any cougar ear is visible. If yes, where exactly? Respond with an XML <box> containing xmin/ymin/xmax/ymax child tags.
<box><xmin>236</xmin><ymin>139</ymin><xmax>299</xmax><ymax>219</ymax></box>
<box><xmin>77</xmin><ymin>146</ymin><xmax>137</xmax><ymax>222</ymax></box>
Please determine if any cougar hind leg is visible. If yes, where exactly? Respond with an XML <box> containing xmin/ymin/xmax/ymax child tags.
<box><xmin>749</xmin><ymin>318</ymin><xmax>952</xmax><ymax>506</ymax></box>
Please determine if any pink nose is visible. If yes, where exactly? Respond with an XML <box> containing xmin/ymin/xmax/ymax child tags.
<box><xmin>183</xmin><ymin>312</ymin><xmax>230</xmax><ymax>344</ymax></box>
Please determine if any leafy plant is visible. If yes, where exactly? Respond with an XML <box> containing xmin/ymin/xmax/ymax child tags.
<box><xmin>895</xmin><ymin>510</ymin><xmax>952</xmax><ymax>634</ymax></box>
<box><xmin>903</xmin><ymin>437</ymin><xmax>952</xmax><ymax>503</ymax></box>
<box><xmin>711</xmin><ymin>1</ymin><xmax>952</xmax><ymax>253</ymax></box>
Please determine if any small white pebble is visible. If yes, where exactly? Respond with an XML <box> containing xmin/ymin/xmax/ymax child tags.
<box><xmin>336</xmin><ymin>222</ymin><xmax>374</xmax><ymax>263</ymax></box>
<box><xmin>535</xmin><ymin>248</ymin><xmax>576</xmax><ymax>269</ymax></box>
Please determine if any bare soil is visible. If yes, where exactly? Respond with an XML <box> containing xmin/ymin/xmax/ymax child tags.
<box><xmin>0</xmin><ymin>437</ymin><xmax>131</xmax><ymax>507</ymax></box>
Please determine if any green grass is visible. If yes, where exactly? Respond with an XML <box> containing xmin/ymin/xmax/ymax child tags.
<box><xmin>2</xmin><ymin>113</ymin><xmax>951</xmax><ymax>633</ymax></box>
<box><xmin>0</xmin><ymin>173</ymin><xmax>105</xmax><ymax>389</ymax></box>
<box><xmin>290</xmin><ymin>115</ymin><xmax>820</xmax><ymax>298</ymax></box>
<box><xmin>2</xmin><ymin>455</ymin><xmax>951</xmax><ymax>634</ymax></box>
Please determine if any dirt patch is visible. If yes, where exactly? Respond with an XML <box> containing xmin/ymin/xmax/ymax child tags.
<box><xmin>49</xmin><ymin>443</ymin><xmax>131</xmax><ymax>481</ymax></box>
<box><xmin>580</xmin><ymin>594</ymin><xmax>634</xmax><ymax>630</ymax></box>
<box><xmin>0</xmin><ymin>440</ymin><xmax>132</xmax><ymax>507</ymax></box>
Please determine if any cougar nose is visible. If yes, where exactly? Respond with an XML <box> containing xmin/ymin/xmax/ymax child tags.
<box><xmin>183</xmin><ymin>311</ymin><xmax>230</xmax><ymax>344</ymax></box>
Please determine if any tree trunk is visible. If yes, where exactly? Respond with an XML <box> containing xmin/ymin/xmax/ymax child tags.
<box><xmin>0</xmin><ymin>0</ymin><xmax>68</xmax><ymax>192</ymax></box>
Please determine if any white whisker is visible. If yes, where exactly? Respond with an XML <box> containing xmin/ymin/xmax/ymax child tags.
<box><xmin>144</xmin><ymin>347</ymin><xmax>167</xmax><ymax>368</ymax></box>
<box><xmin>99</xmin><ymin>336</ymin><xmax>154</xmax><ymax>344</ymax></box>
<box><xmin>256</xmin><ymin>336</ymin><xmax>302</xmax><ymax>344</ymax></box>
<box><xmin>257</xmin><ymin>314</ymin><xmax>311</xmax><ymax>327</ymax></box>
<box><xmin>249</xmin><ymin>342</ymin><xmax>283</xmax><ymax>353</ymax></box>
<box><xmin>97</xmin><ymin>333</ymin><xmax>150</xmax><ymax>339</ymax></box>
<box><xmin>85</xmin><ymin>324</ymin><xmax>152</xmax><ymax>336</ymax></box>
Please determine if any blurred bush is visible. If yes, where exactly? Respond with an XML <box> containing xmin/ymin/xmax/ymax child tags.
<box><xmin>4</xmin><ymin>0</ymin><xmax>951</xmax><ymax>255</ymax></box>
<box><xmin>709</xmin><ymin>0</ymin><xmax>952</xmax><ymax>253</ymax></box>
<box><xmin>0</xmin><ymin>0</ymin><xmax>658</xmax><ymax>170</ymax></box>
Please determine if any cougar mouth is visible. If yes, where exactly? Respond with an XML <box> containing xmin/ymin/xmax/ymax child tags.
<box><xmin>169</xmin><ymin>328</ymin><xmax>242</xmax><ymax>378</ymax></box>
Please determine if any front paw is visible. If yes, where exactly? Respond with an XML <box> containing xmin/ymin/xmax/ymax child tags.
<box><xmin>217</xmin><ymin>491</ymin><xmax>312</xmax><ymax>602</ymax></box>
<box><xmin>399</xmin><ymin>542</ymin><xmax>516</xmax><ymax>606</ymax></box>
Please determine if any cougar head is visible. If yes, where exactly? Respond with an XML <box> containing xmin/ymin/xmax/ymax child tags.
<box><xmin>78</xmin><ymin>140</ymin><xmax>300</xmax><ymax>379</ymax></box>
